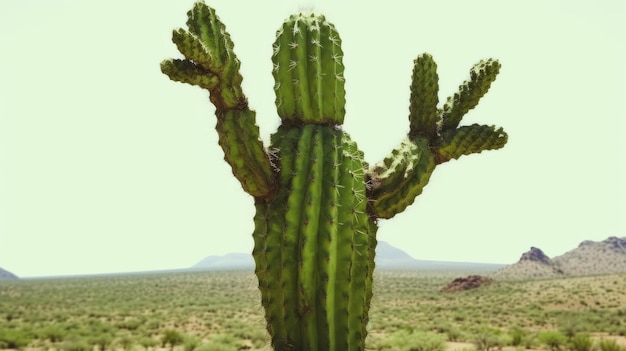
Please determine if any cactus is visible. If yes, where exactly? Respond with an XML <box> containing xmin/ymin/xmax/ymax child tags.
<box><xmin>160</xmin><ymin>2</ymin><xmax>507</xmax><ymax>350</ymax></box>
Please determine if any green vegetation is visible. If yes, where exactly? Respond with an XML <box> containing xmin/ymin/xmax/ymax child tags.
<box><xmin>471</xmin><ymin>326</ymin><xmax>509</xmax><ymax>351</ymax></box>
<box><xmin>538</xmin><ymin>331</ymin><xmax>567</xmax><ymax>351</ymax></box>
<box><xmin>161</xmin><ymin>330</ymin><xmax>184</xmax><ymax>350</ymax></box>
<box><xmin>369</xmin><ymin>330</ymin><xmax>446</xmax><ymax>351</ymax></box>
<box><xmin>599</xmin><ymin>339</ymin><xmax>625</xmax><ymax>351</ymax></box>
<box><xmin>1</xmin><ymin>271</ymin><xmax>625</xmax><ymax>351</ymax></box>
<box><xmin>569</xmin><ymin>334</ymin><xmax>594</xmax><ymax>351</ymax></box>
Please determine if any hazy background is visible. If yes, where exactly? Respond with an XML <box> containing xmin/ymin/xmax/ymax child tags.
<box><xmin>1</xmin><ymin>0</ymin><xmax>624</xmax><ymax>278</ymax></box>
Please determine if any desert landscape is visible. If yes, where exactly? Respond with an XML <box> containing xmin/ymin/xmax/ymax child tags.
<box><xmin>1</xmin><ymin>237</ymin><xmax>625</xmax><ymax>351</ymax></box>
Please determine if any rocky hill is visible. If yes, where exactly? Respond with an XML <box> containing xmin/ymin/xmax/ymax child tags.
<box><xmin>492</xmin><ymin>247</ymin><xmax>564</xmax><ymax>280</ymax></box>
<box><xmin>519</xmin><ymin>246</ymin><xmax>553</xmax><ymax>265</ymax></box>
<box><xmin>0</xmin><ymin>268</ymin><xmax>18</xmax><ymax>280</ymax></box>
<box><xmin>493</xmin><ymin>236</ymin><xmax>626</xmax><ymax>280</ymax></box>
<box><xmin>441</xmin><ymin>275</ymin><xmax>494</xmax><ymax>293</ymax></box>
<box><xmin>553</xmin><ymin>236</ymin><xmax>626</xmax><ymax>275</ymax></box>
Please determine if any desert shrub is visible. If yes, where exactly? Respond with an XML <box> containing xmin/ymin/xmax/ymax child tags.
<box><xmin>183</xmin><ymin>335</ymin><xmax>200</xmax><ymax>351</ymax></box>
<box><xmin>523</xmin><ymin>332</ymin><xmax>540</xmax><ymax>349</ymax></box>
<box><xmin>90</xmin><ymin>332</ymin><xmax>114</xmax><ymax>351</ymax></box>
<box><xmin>116</xmin><ymin>318</ymin><xmax>143</xmax><ymax>331</ymax></box>
<box><xmin>371</xmin><ymin>329</ymin><xmax>446</xmax><ymax>351</ymax></box>
<box><xmin>539</xmin><ymin>331</ymin><xmax>567</xmax><ymax>351</ymax></box>
<box><xmin>472</xmin><ymin>327</ymin><xmax>508</xmax><ymax>351</ymax></box>
<box><xmin>161</xmin><ymin>329</ymin><xmax>184</xmax><ymax>350</ymax></box>
<box><xmin>446</xmin><ymin>327</ymin><xmax>464</xmax><ymax>342</ymax></box>
<box><xmin>138</xmin><ymin>336</ymin><xmax>157</xmax><ymax>351</ymax></box>
<box><xmin>40</xmin><ymin>325</ymin><xmax>67</xmax><ymax>342</ymax></box>
<box><xmin>408</xmin><ymin>331</ymin><xmax>446</xmax><ymax>351</ymax></box>
<box><xmin>554</xmin><ymin>311</ymin><xmax>606</xmax><ymax>334</ymax></box>
<box><xmin>118</xmin><ymin>335</ymin><xmax>134</xmax><ymax>351</ymax></box>
<box><xmin>598</xmin><ymin>339</ymin><xmax>625</xmax><ymax>351</ymax></box>
<box><xmin>144</xmin><ymin>319</ymin><xmax>161</xmax><ymax>332</ymax></box>
<box><xmin>558</xmin><ymin>318</ymin><xmax>581</xmax><ymax>339</ymax></box>
<box><xmin>509</xmin><ymin>327</ymin><xmax>527</xmax><ymax>347</ymax></box>
<box><xmin>62</xmin><ymin>338</ymin><xmax>91</xmax><ymax>351</ymax></box>
<box><xmin>568</xmin><ymin>334</ymin><xmax>593</xmax><ymax>351</ymax></box>
<box><xmin>0</xmin><ymin>329</ymin><xmax>32</xmax><ymax>349</ymax></box>
<box><xmin>431</xmin><ymin>320</ymin><xmax>463</xmax><ymax>342</ymax></box>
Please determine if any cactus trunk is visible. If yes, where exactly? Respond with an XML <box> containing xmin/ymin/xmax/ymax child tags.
<box><xmin>253</xmin><ymin>124</ymin><xmax>377</xmax><ymax>351</ymax></box>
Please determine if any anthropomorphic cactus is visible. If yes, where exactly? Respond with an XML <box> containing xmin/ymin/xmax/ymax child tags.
<box><xmin>161</xmin><ymin>2</ymin><xmax>507</xmax><ymax>350</ymax></box>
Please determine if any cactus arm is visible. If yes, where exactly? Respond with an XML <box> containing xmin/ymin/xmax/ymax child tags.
<box><xmin>160</xmin><ymin>59</ymin><xmax>219</xmax><ymax>91</ymax></box>
<box><xmin>161</xmin><ymin>3</ymin><xmax>276</xmax><ymax>198</ymax></box>
<box><xmin>368</xmin><ymin>55</ymin><xmax>439</xmax><ymax>218</ymax></box>
<box><xmin>436</xmin><ymin>124</ymin><xmax>507</xmax><ymax>163</ymax></box>
<box><xmin>440</xmin><ymin>58</ymin><xmax>501</xmax><ymax>131</ymax></box>
<box><xmin>368</xmin><ymin>55</ymin><xmax>506</xmax><ymax>219</ymax></box>
<box><xmin>408</xmin><ymin>53</ymin><xmax>440</xmax><ymax>141</ymax></box>
<box><xmin>161</xmin><ymin>3</ymin><xmax>244</xmax><ymax>109</ymax></box>
<box><xmin>367</xmin><ymin>137</ymin><xmax>436</xmax><ymax>219</ymax></box>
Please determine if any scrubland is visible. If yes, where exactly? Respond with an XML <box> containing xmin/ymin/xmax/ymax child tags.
<box><xmin>1</xmin><ymin>270</ymin><xmax>625</xmax><ymax>351</ymax></box>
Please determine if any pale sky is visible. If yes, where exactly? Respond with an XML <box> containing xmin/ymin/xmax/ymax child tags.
<box><xmin>1</xmin><ymin>1</ymin><xmax>624</xmax><ymax>278</ymax></box>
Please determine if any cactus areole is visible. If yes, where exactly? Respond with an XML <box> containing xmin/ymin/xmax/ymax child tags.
<box><xmin>161</xmin><ymin>2</ymin><xmax>508</xmax><ymax>350</ymax></box>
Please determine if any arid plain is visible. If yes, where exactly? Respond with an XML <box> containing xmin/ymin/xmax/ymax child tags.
<box><xmin>1</xmin><ymin>270</ymin><xmax>625</xmax><ymax>351</ymax></box>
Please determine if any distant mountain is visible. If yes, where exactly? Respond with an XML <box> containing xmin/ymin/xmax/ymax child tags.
<box><xmin>192</xmin><ymin>241</ymin><xmax>505</xmax><ymax>273</ymax></box>
<box><xmin>375</xmin><ymin>241</ymin><xmax>422</xmax><ymax>269</ymax></box>
<box><xmin>192</xmin><ymin>253</ymin><xmax>254</xmax><ymax>270</ymax></box>
<box><xmin>0</xmin><ymin>268</ymin><xmax>18</xmax><ymax>280</ymax></box>
<box><xmin>493</xmin><ymin>236</ymin><xmax>626</xmax><ymax>280</ymax></box>
<box><xmin>374</xmin><ymin>241</ymin><xmax>504</xmax><ymax>272</ymax></box>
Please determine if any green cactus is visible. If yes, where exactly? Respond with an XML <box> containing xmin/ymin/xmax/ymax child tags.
<box><xmin>161</xmin><ymin>2</ymin><xmax>507</xmax><ymax>350</ymax></box>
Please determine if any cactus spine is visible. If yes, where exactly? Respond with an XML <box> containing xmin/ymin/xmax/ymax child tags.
<box><xmin>161</xmin><ymin>2</ymin><xmax>507</xmax><ymax>350</ymax></box>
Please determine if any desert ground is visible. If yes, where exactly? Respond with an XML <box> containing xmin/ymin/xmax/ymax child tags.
<box><xmin>1</xmin><ymin>270</ymin><xmax>625</xmax><ymax>351</ymax></box>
